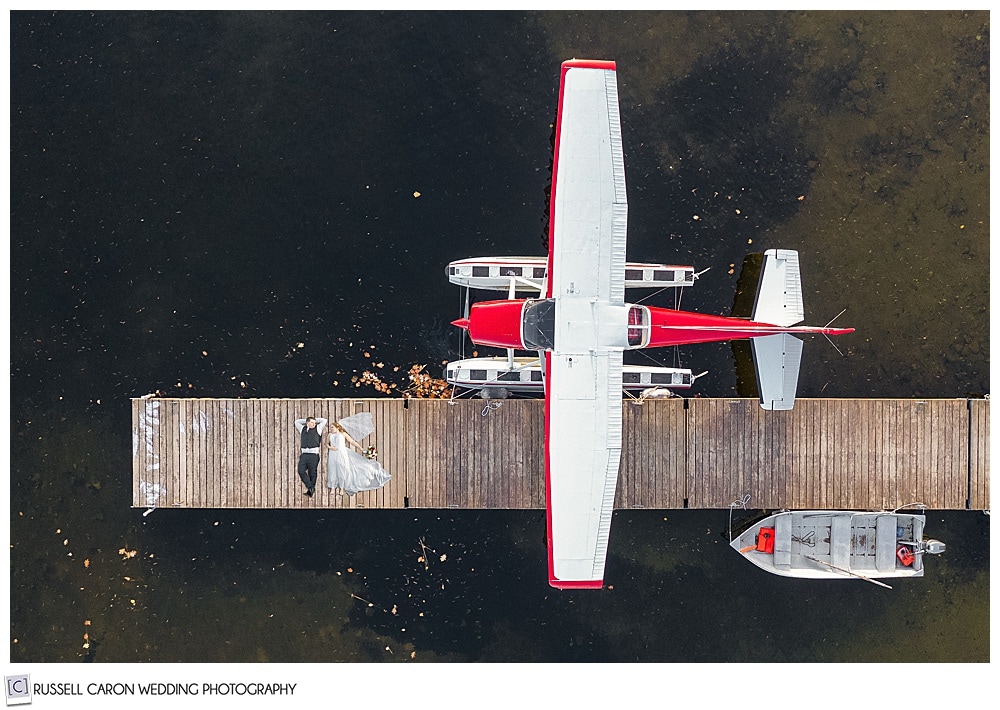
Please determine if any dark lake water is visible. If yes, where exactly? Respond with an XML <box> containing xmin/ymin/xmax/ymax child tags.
<box><xmin>8</xmin><ymin>9</ymin><xmax>989</xmax><ymax>683</ymax></box>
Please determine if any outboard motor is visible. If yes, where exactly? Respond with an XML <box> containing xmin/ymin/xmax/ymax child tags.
<box><xmin>923</xmin><ymin>539</ymin><xmax>946</xmax><ymax>555</ymax></box>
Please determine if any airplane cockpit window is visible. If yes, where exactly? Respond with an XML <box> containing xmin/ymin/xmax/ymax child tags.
<box><xmin>628</xmin><ymin>305</ymin><xmax>648</xmax><ymax>347</ymax></box>
<box><xmin>522</xmin><ymin>298</ymin><xmax>556</xmax><ymax>350</ymax></box>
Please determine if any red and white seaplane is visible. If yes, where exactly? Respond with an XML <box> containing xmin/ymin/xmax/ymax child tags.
<box><xmin>449</xmin><ymin>60</ymin><xmax>853</xmax><ymax>590</ymax></box>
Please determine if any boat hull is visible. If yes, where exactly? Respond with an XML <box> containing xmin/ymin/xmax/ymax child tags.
<box><xmin>731</xmin><ymin>510</ymin><xmax>934</xmax><ymax>580</ymax></box>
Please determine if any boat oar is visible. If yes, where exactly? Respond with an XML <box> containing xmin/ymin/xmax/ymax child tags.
<box><xmin>805</xmin><ymin>556</ymin><xmax>893</xmax><ymax>589</ymax></box>
<box><xmin>739</xmin><ymin>544</ymin><xmax>757</xmax><ymax>554</ymax></box>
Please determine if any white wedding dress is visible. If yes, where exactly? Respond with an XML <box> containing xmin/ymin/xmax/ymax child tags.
<box><xmin>326</xmin><ymin>413</ymin><xmax>392</xmax><ymax>495</ymax></box>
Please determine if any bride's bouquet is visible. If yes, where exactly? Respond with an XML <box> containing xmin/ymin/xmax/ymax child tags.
<box><xmin>364</xmin><ymin>445</ymin><xmax>378</xmax><ymax>460</ymax></box>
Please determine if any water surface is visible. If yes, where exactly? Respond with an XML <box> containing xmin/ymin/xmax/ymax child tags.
<box><xmin>9</xmin><ymin>11</ymin><xmax>989</xmax><ymax>669</ymax></box>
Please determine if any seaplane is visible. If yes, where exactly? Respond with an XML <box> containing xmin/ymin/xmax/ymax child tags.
<box><xmin>448</xmin><ymin>60</ymin><xmax>854</xmax><ymax>590</ymax></box>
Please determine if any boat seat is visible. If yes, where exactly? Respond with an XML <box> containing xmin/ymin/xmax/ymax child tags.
<box><xmin>831</xmin><ymin>515</ymin><xmax>851</xmax><ymax>570</ymax></box>
<box><xmin>773</xmin><ymin>515</ymin><xmax>792</xmax><ymax>569</ymax></box>
<box><xmin>875</xmin><ymin>515</ymin><xmax>897</xmax><ymax>573</ymax></box>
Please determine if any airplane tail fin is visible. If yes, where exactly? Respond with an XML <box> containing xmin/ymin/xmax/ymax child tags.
<box><xmin>751</xmin><ymin>333</ymin><xmax>803</xmax><ymax>410</ymax></box>
<box><xmin>751</xmin><ymin>249</ymin><xmax>804</xmax><ymax>410</ymax></box>
<box><xmin>752</xmin><ymin>249</ymin><xmax>803</xmax><ymax>327</ymax></box>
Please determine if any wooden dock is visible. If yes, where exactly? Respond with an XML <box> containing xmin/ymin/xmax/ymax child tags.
<box><xmin>132</xmin><ymin>397</ymin><xmax>989</xmax><ymax>511</ymax></box>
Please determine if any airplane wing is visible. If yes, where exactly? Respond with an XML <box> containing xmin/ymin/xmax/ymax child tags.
<box><xmin>545</xmin><ymin>60</ymin><xmax>628</xmax><ymax>589</ymax></box>
<box><xmin>546</xmin><ymin>60</ymin><xmax>628</xmax><ymax>304</ymax></box>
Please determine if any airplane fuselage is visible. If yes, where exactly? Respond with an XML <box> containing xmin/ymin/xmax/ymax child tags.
<box><xmin>640</xmin><ymin>306</ymin><xmax>854</xmax><ymax>347</ymax></box>
<box><xmin>452</xmin><ymin>298</ymin><xmax>853</xmax><ymax>352</ymax></box>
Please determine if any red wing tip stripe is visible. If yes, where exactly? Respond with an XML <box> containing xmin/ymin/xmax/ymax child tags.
<box><xmin>561</xmin><ymin>59</ymin><xmax>616</xmax><ymax>72</ymax></box>
<box><xmin>549</xmin><ymin>578</ymin><xmax>605</xmax><ymax>590</ymax></box>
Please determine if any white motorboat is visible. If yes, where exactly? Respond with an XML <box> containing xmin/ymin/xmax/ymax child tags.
<box><xmin>731</xmin><ymin>509</ymin><xmax>946</xmax><ymax>584</ymax></box>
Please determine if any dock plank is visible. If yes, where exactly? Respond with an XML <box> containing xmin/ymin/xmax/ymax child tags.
<box><xmin>969</xmin><ymin>398</ymin><xmax>990</xmax><ymax>510</ymax></box>
<box><xmin>131</xmin><ymin>398</ymin><xmax>142</xmax><ymax>507</ymax></box>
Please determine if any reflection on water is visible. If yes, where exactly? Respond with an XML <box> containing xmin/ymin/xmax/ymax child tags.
<box><xmin>10</xmin><ymin>11</ymin><xmax>988</xmax><ymax>663</ymax></box>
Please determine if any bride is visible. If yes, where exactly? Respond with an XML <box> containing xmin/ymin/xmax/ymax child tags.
<box><xmin>327</xmin><ymin>412</ymin><xmax>392</xmax><ymax>496</ymax></box>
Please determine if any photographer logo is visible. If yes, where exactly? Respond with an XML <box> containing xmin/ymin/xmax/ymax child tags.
<box><xmin>4</xmin><ymin>676</ymin><xmax>31</xmax><ymax>706</ymax></box>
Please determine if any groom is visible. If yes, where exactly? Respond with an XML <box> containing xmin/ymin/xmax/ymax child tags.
<box><xmin>294</xmin><ymin>416</ymin><xmax>327</xmax><ymax>497</ymax></box>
